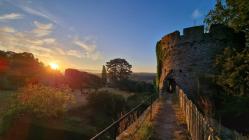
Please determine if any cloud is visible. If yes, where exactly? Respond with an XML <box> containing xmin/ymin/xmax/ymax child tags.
<box><xmin>0</xmin><ymin>13</ymin><xmax>23</xmax><ymax>21</ymax></box>
<box><xmin>74</xmin><ymin>39</ymin><xmax>102</xmax><ymax>60</ymax></box>
<box><xmin>43</xmin><ymin>38</ymin><xmax>56</xmax><ymax>44</ymax></box>
<box><xmin>0</xmin><ymin>25</ymin><xmax>101</xmax><ymax>66</ymax></box>
<box><xmin>34</xmin><ymin>21</ymin><xmax>53</xmax><ymax>30</ymax></box>
<box><xmin>0</xmin><ymin>27</ymin><xmax>57</xmax><ymax>62</ymax></box>
<box><xmin>74</xmin><ymin>40</ymin><xmax>95</xmax><ymax>53</ymax></box>
<box><xmin>15</xmin><ymin>3</ymin><xmax>57</xmax><ymax>23</ymax></box>
<box><xmin>67</xmin><ymin>50</ymin><xmax>82</xmax><ymax>58</ymax></box>
<box><xmin>0</xmin><ymin>26</ymin><xmax>16</xmax><ymax>33</ymax></box>
<box><xmin>32</xmin><ymin>21</ymin><xmax>53</xmax><ymax>37</ymax></box>
<box><xmin>192</xmin><ymin>9</ymin><xmax>202</xmax><ymax>19</ymax></box>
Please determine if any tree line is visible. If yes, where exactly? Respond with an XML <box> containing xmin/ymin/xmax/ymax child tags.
<box><xmin>0</xmin><ymin>51</ymin><xmax>155</xmax><ymax>94</ymax></box>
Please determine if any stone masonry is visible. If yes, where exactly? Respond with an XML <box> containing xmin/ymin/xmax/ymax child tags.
<box><xmin>157</xmin><ymin>24</ymin><xmax>245</xmax><ymax>96</ymax></box>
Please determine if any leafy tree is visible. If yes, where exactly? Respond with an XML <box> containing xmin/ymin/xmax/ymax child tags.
<box><xmin>204</xmin><ymin>0</ymin><xmax>249</xmax><ymax>45</ymax></box>
<box><xmin>204</xmin><ymin>0</ymin><xmax>249</xmax><ymax>96</ymax></box>
<box><xmin>0</xmin><ymin>51</ymin><xmax>45</xmax><ymax>89</ymax></box>
<box><xmin>215</xmin><ymin>48</ymin><xmax>249</xmax><ymax>95</ymax></box>
<box><xmin>101</xmin><ymin>65</ymin><xmax>107</xmax><ymax>85</ymax></box>
<box><xmin>204</xmin><ymin>0</ymin><xmax>249</xmax><ymax>131</ymax></box>
<box><xmin>106</xmin><ymin>58</ymin><xmax>132</xmax><ymax>83</ymax></box>
<box><xmin>204</xmin><ymin>0</ymin><xmax>229</xmax><ymax>29</ymax></box>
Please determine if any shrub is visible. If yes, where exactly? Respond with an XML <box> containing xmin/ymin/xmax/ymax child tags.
<box><xmin>18</xmin><ymin>84</ymin><xmax>75</xmax><ymax>119</ymax></box>
<box><xmin>84</xmin><ymin>91</ymin><xmax>127</xmax><ymax>131</ymax></box>
<box><xmin>87</xmin><ymin>91</ymin><xmax>126</xmax><ymax>121</ymax></box>
<box><xmin>116</xmin><ymin>79</ymin><xmax>155</xmax><ymax>93</ymax></box>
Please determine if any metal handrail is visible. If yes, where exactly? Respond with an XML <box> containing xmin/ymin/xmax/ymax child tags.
<box><xmin>90</xmin><ymin>94</ymin><xmax>157</xmax><ymax>140</ymax></box>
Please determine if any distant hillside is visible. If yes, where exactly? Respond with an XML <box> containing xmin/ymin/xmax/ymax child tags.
<box><xmin>131</xmin><ymin>73</ymin><xmax>156</xmax><ymax>83</ymax></box>
<box><xmin>94</xmin><ymin>72</ymin><xmax>156</xmax><ymax>83</ymax></box>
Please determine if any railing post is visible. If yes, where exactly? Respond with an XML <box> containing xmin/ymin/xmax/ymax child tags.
<box><xmin>113</xmin><ymin>123</ymin><xmax>117</xmax><ymax>140</ymax></box>
<box><xmin>150</xmin><ymin>95</ymin><xmax>153</xmax><ymax>120</ymax></box>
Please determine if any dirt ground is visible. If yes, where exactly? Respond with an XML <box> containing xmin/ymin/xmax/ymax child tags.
<box><xmin>151</xmin><ymin>93</ymin><xmax>191</xmax><ymax>140</ymax></box>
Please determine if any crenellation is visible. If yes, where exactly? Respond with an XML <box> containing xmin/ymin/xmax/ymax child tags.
<box><xmin>161</xmin><ymin>31</ymin><xmax>180</xmax><ymax>47</ymax></box>
<box><xmin>183</xmin><ymin>26</ymin><xmax>204</xmax><ymax>42</ymax></box>
<box><xmin>160</xmin><ymin>24</ymin><xmax>243</xmax><ymax>48</ymax></box>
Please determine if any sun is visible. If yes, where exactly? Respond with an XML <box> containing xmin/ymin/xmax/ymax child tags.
<box><xmin>49</xmin><ymin>63</ymin><xmax>59</xmax><ymax>70</ymax></box>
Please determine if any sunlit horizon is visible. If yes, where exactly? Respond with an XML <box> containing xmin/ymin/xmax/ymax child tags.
<box><xmin>0</xmin><ymin>0</ymin><xmax>215</xmax><ymax>73</ymax></box>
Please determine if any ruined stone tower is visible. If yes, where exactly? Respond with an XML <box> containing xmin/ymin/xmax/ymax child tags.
<box><xmin>156</xmin><ymin>24</ymin><xmax>245</xmax><ymax>96</ymax></box>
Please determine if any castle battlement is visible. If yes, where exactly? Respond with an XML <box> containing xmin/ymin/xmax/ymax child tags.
<box><xmin>157</xmin><ymin>24</ymin><xmax>245</xmax><ymax>95</ymax></box>
<box><xmin>160</xmin><ymin>24</ymin><xmax>242</xmax><ymax>48</ymax></box>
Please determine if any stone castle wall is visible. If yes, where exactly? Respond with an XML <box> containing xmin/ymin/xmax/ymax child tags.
<box><xmin>157</xmin><ymin>24</ymin><xmax>245</xmax><ymax>96</ymax></box>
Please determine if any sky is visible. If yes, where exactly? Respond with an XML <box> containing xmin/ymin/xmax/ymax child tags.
<box><xmin>0</xmin><ymin>0</ymin><xmax>216</xmax><ymax>73</ymax></box>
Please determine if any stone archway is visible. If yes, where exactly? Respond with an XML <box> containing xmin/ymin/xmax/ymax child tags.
<box><xmin>163</xmin><ymin>78</ymin><xmax>176</xmax><ymax>93</ymax></box>
<box><xmin>162</xmin><ymin>69</ymin><xmax>177</xmax><ymax>93</ymax></box>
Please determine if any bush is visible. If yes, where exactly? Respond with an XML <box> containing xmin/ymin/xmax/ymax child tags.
<box><xmin>87</xmin><ymin>91</ymin><xmax>126</xmax><ymax>121</ymax></box>
<box><xmin>83</xmin><ymin>91</ymin><xmax>127</xmax><ymax>132</ymax></box>
<box><xmin>0</xmin><ymin>104</ymin><xmax>23</xmax><ymax>135</ymax></box>
<box><xmin>18</xmin><ymin>84</ymin><xmax>75</xmax><ymax>119</ymax></box>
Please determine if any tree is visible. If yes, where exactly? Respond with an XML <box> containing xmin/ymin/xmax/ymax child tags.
<box><xmin>204</xmin><ymin>0</ymin><xmax>249</xmax><ymax>45</ymax></box>
<box><xmin>204</xmin><ymin>0</ymin><xmax>229</xmax><ymax>29</ymax></box>
<box><xmin>101</xmin><ymin>65</ymin><xmax>107</xmax><ymax>85</ymax></box>
<box><xmin>215</xmin><ymin>48</ymin><xmax>249</xmax><ymax>95</ymax></box>
<box><xmin>204</xmin><ymin>0</ymin><xmax>249</xmax><ymax>95</ymax></box>
<box><xmin>0</xmin><ymin>51</ymin><xmax>45</xmax><ymax>89</ymax></box>
<box><xmin>106</xmin><ymin>58</ymin><xmax>132</xmax><ymax>83</ymax></box>
<box><xmin>198</xmin><ymin>0</ymin><xmax>249</xmax><ymax>132</ymax></box>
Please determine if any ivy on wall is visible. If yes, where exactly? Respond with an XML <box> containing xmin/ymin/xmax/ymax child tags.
<box><xmin>156</xmin><ymin>41</ymin><xmax>167</xmax><ymax>90</ymax></box>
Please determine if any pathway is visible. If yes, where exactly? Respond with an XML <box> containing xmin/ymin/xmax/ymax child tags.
<box><xmin>152</xmin><ymin>93</ymin><xmax>191</xmax><ymax>140</ymax></box>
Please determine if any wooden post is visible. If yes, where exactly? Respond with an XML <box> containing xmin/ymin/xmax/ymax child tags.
<box><xmin>150</xmin><ymin>95</ymin><xmax>153</xmax><ymax>120</ymax></box>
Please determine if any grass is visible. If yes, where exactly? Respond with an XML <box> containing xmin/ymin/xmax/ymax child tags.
<box><xmin>132</xmin><ymin>121</ymin><xmax>154</xmax><ymax>140</ymax></box>
<box><xmin>99</xmin><ymin>87</ymin><xmax>134</xmax><ymax>99</ymax></box>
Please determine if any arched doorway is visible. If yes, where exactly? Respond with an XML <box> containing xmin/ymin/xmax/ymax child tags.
<box><xmin>163</xmin><ymin>78</ymin><xmax>176</xmax><ymax>93</ymax></box>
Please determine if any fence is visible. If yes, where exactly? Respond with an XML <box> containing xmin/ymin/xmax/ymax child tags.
<box><xmin>177</xmin><ymin>86</ymin><xmax>249</xmax><ymax>140</ymax></box>
<box><xmin>90</xmin><ymin>94</ymin><xmax>157</xmax><ymax>140</ymax></box>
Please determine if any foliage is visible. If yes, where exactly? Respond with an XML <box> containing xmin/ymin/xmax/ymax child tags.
<box><xmin>101</xmin><ymin>65</ymin><xmax>107</xmax><ymax>85</ymax></box>
<box><xmin>87</xmin><ymin>91</ymin><xmax>126</xmax><ymax>127</ymax></box>
<box><xmin>155</xmin><ymin>41</ymin><xmax>168</xmax><ymax>90</ymax></box>
<box><xmin>156</xmin><ymin>41</ymin><xmax>162</xmax><ymax>84</ymax></box>
<box><xmin>106</xmin><ymin>58</ymin><xmax>132</xmax><ymax>83</ymax></box>
<box><xmin>132</xmin><ymin>121</ymin><xmax>153</xmax><ymax>140</ymax></box>
<box><xmin>215</xmin><ymin>48</ymin><xmax>249</xmax><ymax>95</ymax></box>
<box><xmin>204</xmin><ymin>0</ymin><xmax>230</xmax><ymax>28</ymax></box>
<box><xmin>116</xmin><ymin>79</ymin><xmax>155</xmax><ymax>93</ymax></box>
<box><xmin>204</xmin><ymin>0</ymin><xmax>249</xmax><ymax>97</ymax></box>
<box><xmin>0</xmin><ymin>93</ymin><xmax>23</xmax><ymax>135</ymax></box>
<box><xmin>204</xmin><ymin>0</ymin><xmax>249</xmax><ymax>132</ymax></box>
<box><xmin>18</xmin><ymin>84</ymin><xmax>75</xmax><ymax>119</ymax></box>
<box><xmin>0</xmin><ymin>51</ymin><xmax>45</xmax><ymax>90</ymax></box>
<box><xmin>126</xmin><ymin>93</ymin><xmax>150</xmax><ymax>109</ymax></box>
<box><xmin>204</xmin><ymin>0</ymin><xmax>249</xmax><ymax>45</ymax></box>
<box><xmin>214</xmin><ymin>94</ymin><xmax>249</xmax><ymax>133</ymax></box>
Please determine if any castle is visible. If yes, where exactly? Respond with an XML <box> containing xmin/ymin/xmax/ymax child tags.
<box><xmin>156</xmin><ymin>24</ymin><xmax>245</xmax><ymax>96</ymax></box>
